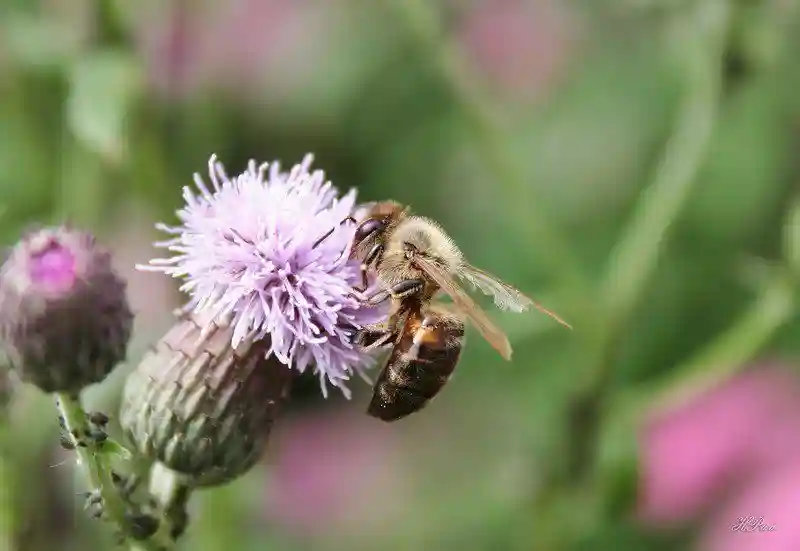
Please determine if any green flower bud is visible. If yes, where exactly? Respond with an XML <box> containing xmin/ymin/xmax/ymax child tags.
<box><xmin>0</xmin><ymin>227</ymin><xmax>132</xmax><ymax>395</ymax></box>
<box><xmin>120</xmin><ymin>312</ymin><xmax>294</xmax><ymax>487</ymax></box>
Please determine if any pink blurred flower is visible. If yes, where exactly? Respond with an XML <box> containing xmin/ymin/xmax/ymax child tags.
<box><xmin>134</xmin><ymin>0</ymin><xmax>339</xmax><ymax>99</ymax></box>
<box><xmin>264</xmin><ymin>409</ymin><xmax>409</xmax><ymax>537</ymax></box>
<box><xmin>700</xmin><ymin>462</ymin><xmax>800</xmax><ymax>551</ymax></box>
<box><xmin>457</xmin><ymin>0</ymin><xmax>578</xmax><ymax>102</ymax></box>
<box><xmin>638</xmin><ymin>364</ymin><xmax>800</xmax><ymax>551</ymax></box>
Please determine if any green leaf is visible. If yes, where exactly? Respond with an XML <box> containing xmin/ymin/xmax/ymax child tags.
<box><xmin>99</xmin><ymin>438</ymin><xmax>133</xmax><ymax>461</ymax></box>
<box><xmin>66</xmin><ymin>50</ymin><xmax>141</xmax><ymax>163</ymax></box>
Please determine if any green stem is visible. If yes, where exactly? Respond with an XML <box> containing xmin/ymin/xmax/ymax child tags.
<box><xmin>0</xmin><ymin>447</ymin><xmax>14</xmax><ymax>551</ymax></box>
<box><xmin>385</xmin><ymin>0</ymin><xmax>587</xmax><ymax>292</ymax></box>
<box><xmin>54</xmin><ymin>393</ymin><xmax>171</xmax><ymax>551</ymax></box>
<box><xmin>564</xmin><ymin>0</ymin><xmax>731</xmax><ymax>482</ymax></box>
<box><xmin>645</xmin><ymin>272</ymin><xmax>796</xmax><ymax>415</ymax></box>
<box><xmin>605</xmin><ymin>269</ymin><xmax>796</xmax><ymax>483</ymax></box>
<box><xmin>583</xmin><ymin>0</ymin><xmax>730</xmax><ymax>399</ymax></box>
<box><xmin>600</xmin><ymin>0</ymin><xmax>730</xmax><ymax>347</ymax></box>
<box><xmin>148</xmin><ymin>462</ymin><xmax>193</xmax><ymax>542</ymax></box>
<box><xmin>93</xmin><ymin>0</ymin><xmax>130</xmax><ymax>47</ymax></box>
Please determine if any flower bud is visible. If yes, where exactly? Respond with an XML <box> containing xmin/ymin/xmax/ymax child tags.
<box><xmin>0</xmin><ymin>227</ymin><xmax>133</xmax><ymax>395</ymax></box>
<box><xmin>119</xmin><ymin>312</ymin><xmax>294</xmax><ymax>487</ymax></box>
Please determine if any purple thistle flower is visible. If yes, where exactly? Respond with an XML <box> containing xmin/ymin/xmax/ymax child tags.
<box><xmin>139</xmin><ymin>154</ymin><xmax>386</xmax><ymax>397</ymax></box>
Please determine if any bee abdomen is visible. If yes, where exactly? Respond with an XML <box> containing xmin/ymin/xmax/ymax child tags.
<box><xmin>389</xmin><ymin>351</ymin><xmax>454</xmax><ymax>392</ymax></box>
<box><xmin>368</xmin><ymin>382</ymin><xmax>429</xmax><ymax>422</ymax></box>
<box><xmin>367</xmin><ymin>314</ymin><xmax>465</xmax><ymax>422</ymax></box>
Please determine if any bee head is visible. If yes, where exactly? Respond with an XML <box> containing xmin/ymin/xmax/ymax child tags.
<box><xmin>352</xmin><ymin>201</ymin><xmax>407</xmax><ymax>247</ymax></box>
<box><xmin>353</xmin><ymin>218</ymin><xmax>387</xmax><ymax>247</ymax></box>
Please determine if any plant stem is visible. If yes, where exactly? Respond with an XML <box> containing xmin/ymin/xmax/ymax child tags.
<box><xmin>93</xmin><ymin>0</ymin><xmax>130</xmax><ymax>47</ymax></box>
<box><xmin>646</xmin><ymin>272</ymin><xmax>796</xmax><ymax>415</ymax></box>
<box><xmin>600</xmin><ymin>0</ymin><xmax>730</xmax><ymax>352</ymax></box>
<box><xmin>149</xmin><ymin>462</ymin><xmax>193</xmax><ymax>542</ymax></box>
<box><xmin>54</xmin><ymin>393</ymin><xmax>170</xmax><ymax>551</ymax></box>
<box><xmin>385</xmin><ymin>0</ymin><xmax>587</xmax><ymax>292</ymax></box>
<box><xmin>565</xmin><ymin>0</ymin><xmax>731</xmax><ymax>480</ymax></box>
<box><xmin>606</xmin><ymin>269</ymin><xmax>796</xmax><ymax>471</ymax></box>
<box><xmin>0</xmin><ymin>434</ymin><xmax>14</xmax><ymax>551</ymax></box>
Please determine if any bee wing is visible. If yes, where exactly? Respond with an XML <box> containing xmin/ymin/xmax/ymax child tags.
<box><xmin>413</xmin><ymin>255</ymin><xmax>513</xmax><ymax>360</ymax></box>
<box><xmin>460</xmin><ymin>264</ymin><xmax>572</xmax><ymax>329</ymax></box>
<box><xmin>459</xmin><ymin>264</ymin><xmax>532</xmax><ymax>312</ymax></box>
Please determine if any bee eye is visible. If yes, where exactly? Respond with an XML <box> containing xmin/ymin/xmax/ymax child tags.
<box><xmin>354</xmin><ymin>219</ymin><xmax>384</xmax><ymax>244</ymax></box>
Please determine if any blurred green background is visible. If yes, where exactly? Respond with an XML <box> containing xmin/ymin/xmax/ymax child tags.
<box><xmin>1</xmin><ymin>0</ymin><xmax>799</xmax><ymax>550</ymax></box>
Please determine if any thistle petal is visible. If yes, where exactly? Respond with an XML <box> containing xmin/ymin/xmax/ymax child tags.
<box><xmin>141</xmin><ymin>154</ymin><xmax>387</xmax><ymax>395</ymax></box>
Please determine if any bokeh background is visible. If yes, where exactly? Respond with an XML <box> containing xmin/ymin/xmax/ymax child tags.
<box><xmin>1</xmin><ymin>0</ymin><xmax>799</xmax><ymax>550</ymax></box>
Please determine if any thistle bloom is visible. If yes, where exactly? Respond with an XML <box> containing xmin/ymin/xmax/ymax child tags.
<box><xmin>139</xmin><ymin>154</ymin><xmax>385</xmax><ymax>396</ymax></box>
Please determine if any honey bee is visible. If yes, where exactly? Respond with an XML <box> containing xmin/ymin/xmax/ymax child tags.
<box><xmin>356</xmin><ymin>301</ymin><xmax>465</xmax><ymax>421</ymax></box>
<box><xmin>347</xmin><ymin>201</ymin><xmax>571</xmax><ymax>422</ymax></box>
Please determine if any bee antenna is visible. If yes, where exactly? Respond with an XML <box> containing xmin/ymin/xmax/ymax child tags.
<box><xmin>312</xmin><ymin>216</ymin><xmax>357</xmax><ymax>249</ymax></box>
<box><xmin>531</xmin><ymin>300</ymin><xmax>572</xmax><ymax>330</ymax></box>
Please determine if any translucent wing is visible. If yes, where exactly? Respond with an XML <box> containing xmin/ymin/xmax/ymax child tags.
<box><xmin>461</xmin><ymin>264</ymin><xmax>572</xmax><ymax>329</ymax></box>
<box><xmin>413</xmin><ymin>255</ymin><xmax>513</xmax><ymax>360</ymax></box>
<box><xmin>459</xmin><ymin>265</ymin><xmax>531</xmax><ymax>312</ymax></box>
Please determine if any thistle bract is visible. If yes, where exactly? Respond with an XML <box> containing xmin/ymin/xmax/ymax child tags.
<box><xmin>0</xmin><ymin>227</ymin><xmax>132</xmax><ymax>395</ymax></box>
<box><xmin>120</xmin><ymin>311</ymin><xmax>294</xmax><ymax>487</ymax></box>
<box><xmin>140</xmin><ymin>154</ymin><xmax>386</xmax><ymax>396</ymax></box>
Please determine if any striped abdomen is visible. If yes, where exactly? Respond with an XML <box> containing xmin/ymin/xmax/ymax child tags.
<box><xmin>367</xmin><ymin>305</ymin><xmax>465</xmax><ymax>422</ymax></box>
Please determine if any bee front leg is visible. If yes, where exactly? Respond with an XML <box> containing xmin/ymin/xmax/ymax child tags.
<box><xmin>351</xmin><ymin>263</ymin><xmax>370</xmax><ymax>294</ymax></box>
<box><xmin>352</xmin><ymin>244</ymin><xmax>384</xmax><ymax>293</ymax></box>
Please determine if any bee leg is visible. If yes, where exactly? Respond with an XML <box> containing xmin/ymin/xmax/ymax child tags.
<box><xmin>363</xmin><ymin>278</ymin><xmax>425</xmax><ymax>306</ymax></box>
<box><xmin>354</xmin><ymin>323</ymin><xmax>397</xmax><ymax>350</ymax></box>
<box><xmin>364</xmin><ymin>332</ymin><xmax>395</xmax><ymax>350</ymax></box>
<box><xmin>361</xmin><ymin>288</ymin><xmax>390</xmax><ymax>306</ymax></box>
<box><xmin>359</xmin><ymin>263</ymin><xmax>370</xmax><ymax>292</ymax></box>
<box><xmin>348</xmin><ymin>263</ymin><xmax>371</xmax><ymax>295</ymax></box>
<box><xmin>352</xmin><ymin>244</ymin><xmax>384</xmax><ymax>293</ymax></box>
<box><xmin>390</xmin><ymin>279</ymin><xmax>425</xmax><ymax>299</ymax></box>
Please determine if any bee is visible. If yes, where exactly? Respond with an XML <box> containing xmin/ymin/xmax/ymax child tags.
<box><xmin>356</xmin><ymin>300</ymin><xmax>465</xmax><ymax>421</ymax></box>
<box><xmin>347</xmin><ymin>201</ymin><xmax>571</xmax><ymax>421</ymax></box>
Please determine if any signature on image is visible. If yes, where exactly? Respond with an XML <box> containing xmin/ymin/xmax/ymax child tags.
<box><xmin>730</xmin><ymin>516</ymin><xmax>777</xmax><ymax>533</ymax></box>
